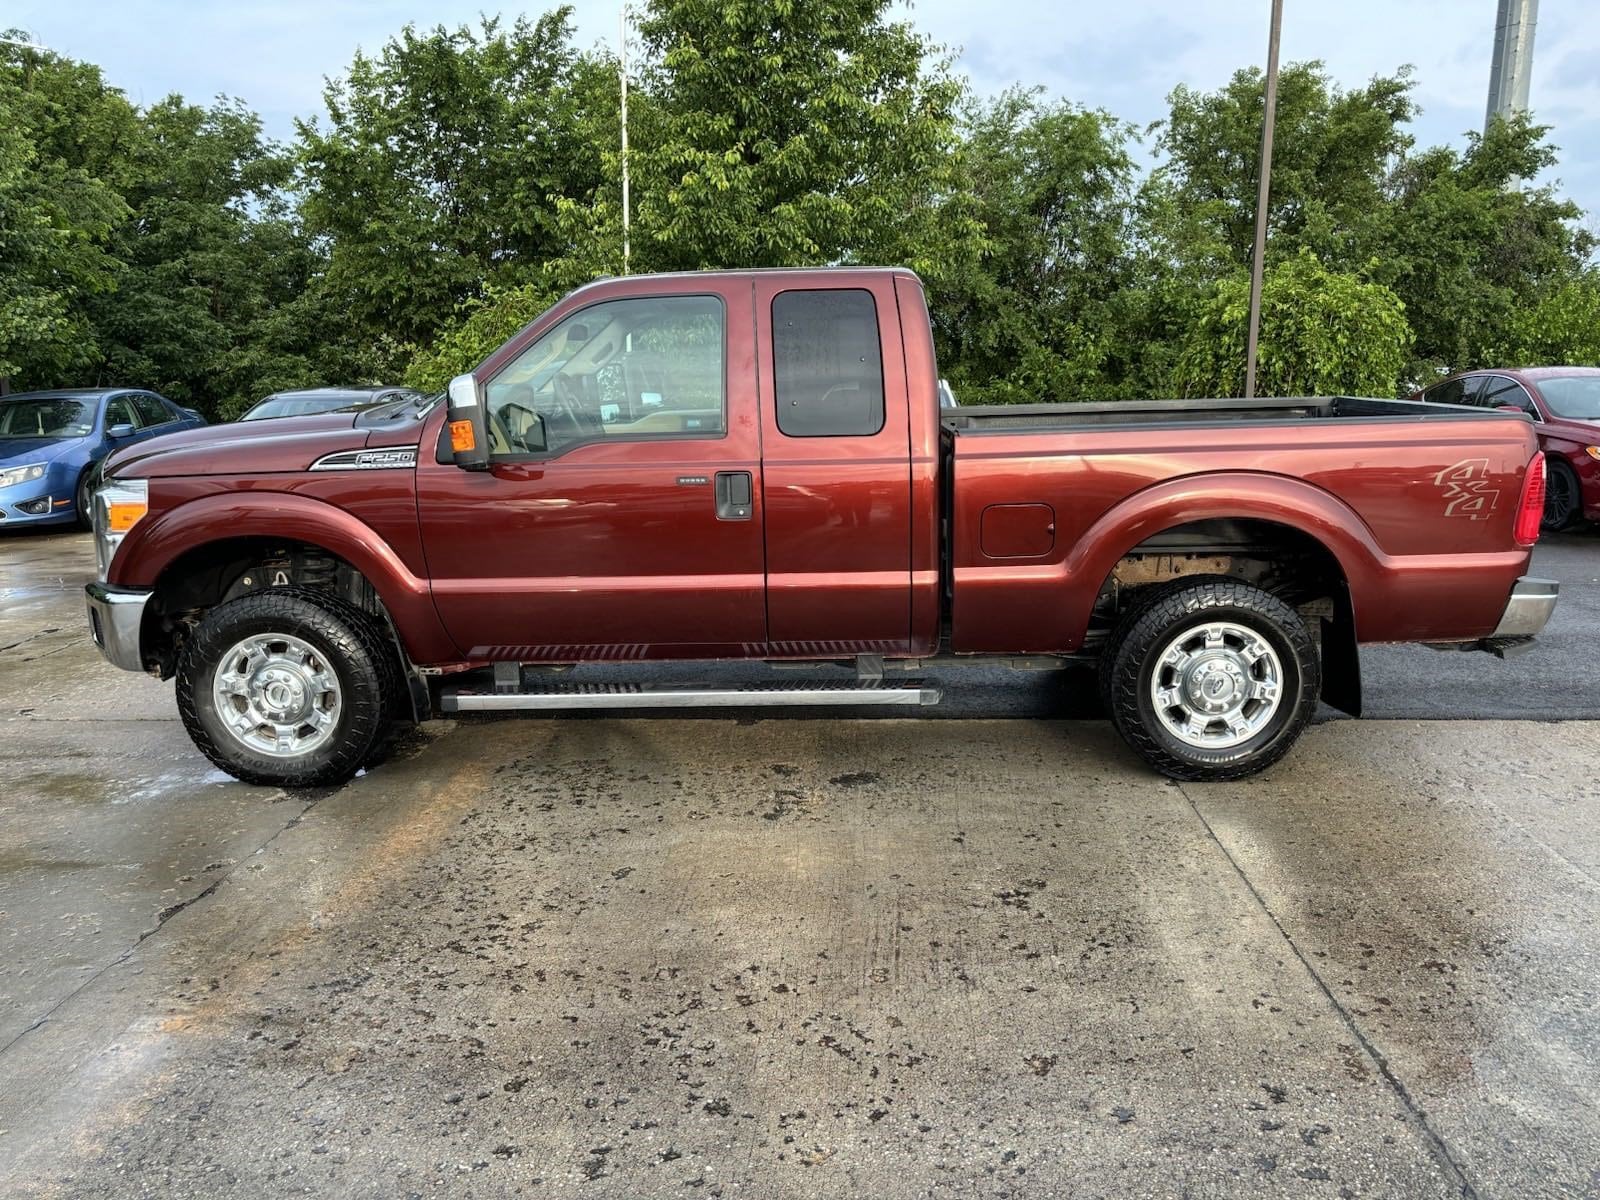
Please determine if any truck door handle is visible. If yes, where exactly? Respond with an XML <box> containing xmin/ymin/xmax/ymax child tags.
<box><xmin>714</xmin><ymin>471</ymin><xmax>753</xmax><ymax>521</ymax></box>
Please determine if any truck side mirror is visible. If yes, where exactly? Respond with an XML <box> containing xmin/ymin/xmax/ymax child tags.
<box><xmin>446</xmin><ymin>374</ymin><xmax>490</xmax><ymax>471</ymax></box>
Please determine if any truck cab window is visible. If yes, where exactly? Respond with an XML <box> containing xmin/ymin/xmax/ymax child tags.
<box><xmin>773</xmin><ymin>289</ymin><xmax>886</xmax><ymax>437</ymax></box>
<box><xmin>484</xmin><ymin>294</ymin><xmax>725</xmax><ymax>457</ymax></box>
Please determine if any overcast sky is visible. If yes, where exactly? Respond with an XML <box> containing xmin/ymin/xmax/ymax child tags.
<box><xmin>11</xmin><ymin>0</ymin><xmax>1600</xmax><ymax>226</ymax></box>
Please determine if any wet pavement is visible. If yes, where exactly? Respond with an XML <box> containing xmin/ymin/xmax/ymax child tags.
<box><xmin>2</xmin><ymin>529</ymin><xmax>1598</xmax><ymax>1198</ymax></box>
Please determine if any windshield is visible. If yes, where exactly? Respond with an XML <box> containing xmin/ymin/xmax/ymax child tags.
<box><xmin>0</xmin><ymin>397</ymin><xmax>96</xmax><ymax>439</ymax></box>
<box><xmin>1536</xmin><ymin>377</ymin><xmax>1600</xmax><ymax>420</ymax></box>
<box><xmin>243</xmin><ymin>395</ymin><xmax>363</xmax><ymax>420</ymax></box>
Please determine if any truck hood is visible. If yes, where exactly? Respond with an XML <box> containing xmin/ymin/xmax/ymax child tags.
<box><xmin>104</xmin><ymin>412</ymin><xmax>419</xmax><ymax>479</ymax></box>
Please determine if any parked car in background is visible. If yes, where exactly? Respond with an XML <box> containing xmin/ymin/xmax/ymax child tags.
<box><xmin>1415</xmin><ymin>367</ymin><xmax>1600</xmax><ymax>530</ymax></box>
<box><xmin>0</xmin><ymin>388</ymin><xmax>204</xmax><ymax>530</ymax></box>
<box><xmin>240</xmin><ymin>387</ymin><xmax>428</xmax><ymax>421</ymax></box>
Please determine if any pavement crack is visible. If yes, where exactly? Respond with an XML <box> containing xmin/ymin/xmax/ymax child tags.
<box><xmin>0</xmin><ymin>628</ymin><xmax>61</xmax><ymax>654</ymax></box>
<box><xmin>142</xmin><ymin>875</ymin><xmax>230</xmax><ymax>943</ymax></box>
<box><xmin>0</xmin><ymin>787</ymin><xmax>327</xmax><ymax>1062</ymax></box>
<box><xmin>1176</xmin><ymin>781</ymin><xmax>1483</xmax><ymax>1200</ymax></box>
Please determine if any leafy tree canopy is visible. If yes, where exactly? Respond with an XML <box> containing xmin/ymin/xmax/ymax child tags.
<box><xmin>295</xmin><ymin>11</ymin><xmax>603</xmax><ymax>354</ymax></box>
<box><xmin>1174</xmin><ymin>250</ymin><xmax>1411</xmax><ymax>398</ymax></box>
<box><xmin>3</xmin><ymin>10</ymin><xmax>1596</xmax><ymax>410</ymax></box>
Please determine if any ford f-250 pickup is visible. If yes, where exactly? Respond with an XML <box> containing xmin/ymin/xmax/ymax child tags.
<box><xmin>85</xmin><ymin>267</ymin><xmax>1558</xmax><ymax>787</ymax></box>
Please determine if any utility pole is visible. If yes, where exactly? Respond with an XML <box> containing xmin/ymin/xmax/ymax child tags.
<box><xmin>1243</xmin><ymin>0</ymin><xmax>1283</xmax><ymax>400</ymax></box>
<box><xmin>619</xmin><ymin>4</ymin><xmax>631</xmax><ymax>276</ymax></box>
<box><xmin>1485</xmin><ymin>0</ymin><xmax>1538</xmax><ymax>132</ymax></box>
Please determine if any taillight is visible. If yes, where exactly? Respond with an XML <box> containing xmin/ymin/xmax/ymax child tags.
<box><xmin>1513</xmin><ymin>452</ymin><xmax>1545</xmax><ymax>547</ymax></box>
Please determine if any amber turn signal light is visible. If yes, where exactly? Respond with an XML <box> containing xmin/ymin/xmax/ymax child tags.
<box><xmin>107</xmin><ymin>501</ymin><xmax>148</xmax><ymax>533</ymax></box>
<box><xmin>449</xmin><ymin>420</ymin><xmax>477</xmax><ymax>453</ymax></box>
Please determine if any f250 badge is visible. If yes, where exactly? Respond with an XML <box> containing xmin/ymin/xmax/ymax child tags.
<box><xmin>1434</xmin><ymin>458</ymin><xmax>1500</xmax><ymax>519</ymax></box>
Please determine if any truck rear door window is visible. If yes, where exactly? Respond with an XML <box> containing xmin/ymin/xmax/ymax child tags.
<box><xmin>772</xmin><ymin>289</ymin><xmax>886</xmax><ymax>437</ymax></box>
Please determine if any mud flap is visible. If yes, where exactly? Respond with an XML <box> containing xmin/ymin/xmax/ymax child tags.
<box><xmin>1319</xmin><ymin>587</ymin><xmax>1362</xmax><ymax>717</ymax></box>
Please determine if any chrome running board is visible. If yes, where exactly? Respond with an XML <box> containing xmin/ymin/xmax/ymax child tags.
<box><xmin>440</xmin><ymin>679</ymin><xmax>942</xmax><ymax>712</ymax></box>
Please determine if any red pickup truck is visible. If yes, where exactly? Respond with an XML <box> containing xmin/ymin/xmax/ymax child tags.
<box><xmin>86</xmin><ymin>268</ymin><xmax>1556</xmax><ymax>787</ymax></box>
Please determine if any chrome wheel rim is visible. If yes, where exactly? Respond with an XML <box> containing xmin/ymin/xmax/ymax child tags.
<box><xmin>211</xmin><ymin>633</ymin><xmax>342</xmax><ymax>758</ymax></box>
<box><xmin>1150</xmin><ymin>621</ymin><xmax>1283</xmax><ymax>750</ymax></box>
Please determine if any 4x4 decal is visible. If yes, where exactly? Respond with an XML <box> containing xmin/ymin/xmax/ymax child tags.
<box><xmin>1434</xmin><ymin>458</ymin><xmax>1501</xmax><ymax>519</ymax></box>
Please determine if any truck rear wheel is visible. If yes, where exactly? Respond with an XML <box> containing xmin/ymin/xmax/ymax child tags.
<box><xmin>175</xmin><ymin>589</ymin><xmax>394</xmax><ymax>788</ymax></box>
<box><xmin>1100</xmin><ymin>577</ymin><xmax>1319</xmax><ymax>781</ymax></box>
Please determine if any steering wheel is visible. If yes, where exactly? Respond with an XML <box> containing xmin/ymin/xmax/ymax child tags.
<box><xmin>553</xmin><ymin>376</ymin><xmax>604</xmax><ymax>438</ymax></box>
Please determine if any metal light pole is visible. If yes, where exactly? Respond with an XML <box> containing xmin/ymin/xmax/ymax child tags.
<box><xmin>1485</xmin><ymin>0</ymin><xmax>1538</xmax><ymax>132</ymax></box>
<box><xmin>1243</xmin><ymin>0</ymin><xmax>1283</xmax><ymax>400</ymax></box>
<box><xmin>619</xmin><ymin>4</ymin><xmax>631</xmax><ymax>276</ymax></box>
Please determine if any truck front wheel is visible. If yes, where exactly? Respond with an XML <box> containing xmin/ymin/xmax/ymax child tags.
<box><xmin>175</xmin><ymin>589</ymin><xmax>394</xmax><ymax>788</ymax></box>
<box><xmin>1101</xmin><ymin>578</ymin><xmax>1319</xmax><ymax>781</ymax></box>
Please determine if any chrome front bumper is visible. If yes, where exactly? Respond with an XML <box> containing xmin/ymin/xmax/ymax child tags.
<box><xmin>85</xmin><ymin>582</ymin><xmax>152</xmax><ymax>672</ymax></box>
<box><xmin>1490</xmin><ymin>576</ymin><xmax>1559</xmax><ymax>639</ymax></box>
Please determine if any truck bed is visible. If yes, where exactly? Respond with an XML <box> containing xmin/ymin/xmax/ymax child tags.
<box><xmin>941</xmin><ymin>395</ymin><xmax>1498</xmax><ymax>434</ymax></box>
<box><xmin>940</xmin><ymin>395</ymin><xmax>1538</xmax><ymax>655</ymax></box>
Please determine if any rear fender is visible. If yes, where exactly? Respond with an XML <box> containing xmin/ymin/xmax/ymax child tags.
<box><xmin>1073</xmin><ymin>470</ymin><xmax>1383</xmax><ymax>618</ymax></box>
<box><xmin>1092</xmin><ymin>474</ymin><xmax>1369</xmax><ymax>715</ymax></box>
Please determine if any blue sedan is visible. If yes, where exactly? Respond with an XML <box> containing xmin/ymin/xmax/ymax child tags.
<box><xmin>0</xmin><ymin>388</ymin><xmax>205</xmax><ymax>530</ymax></box>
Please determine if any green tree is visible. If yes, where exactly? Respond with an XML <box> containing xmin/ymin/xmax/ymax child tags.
<box><xmin>932</xmin><ymin>89</ymin><xmax>1137</xmax><ymax>404</ymax></box>
<box><xmin>1173</xmin><ymin>251</ymin><xmax>1411</xmax><ymax>398</ymax></box>
<box><xmin>622</xmin><ymin>0</ymin><xmax>969</xmax><ymax>272</ymax></box>
<box><xmin>0</xmin><ymin>37</ymin><xmax>131</xmax><ymax>390</ymax></box>
<box><xmin>413</xmin><ymin>0</ymin><xmax>979</xmax><ymax>385</ymax></box>
<box><xmin>1373</xmin><ymin>113</ymin><xmax>1592</xmax><ymax>378</ymax></box>
<box><xmin>402</xmin><ymin>282</ymin><xmax>560</xmax><ymax>392</ymax></box>
<box><xmin>1500</xmin><ymin>271</ymin><xmax>1600</xmax><ymax>366</ymax></box>
<box><xmin>88</xmin><ymin>96</ymin><xmax>333</xmax><ymax>417</ymax></box>
<box><xmin>297</xmin><ymin>11</ymin><xmax>603</xmax><ymax>356</ymax></box>
<box><xmin>1151</xmin><ymin>62</ymin><xmax>1416</xmax><ymax>269</ymax></box>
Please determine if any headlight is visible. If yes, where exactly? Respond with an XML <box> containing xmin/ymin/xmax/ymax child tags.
<box><xmin>1585</xmin><ymin>446</ymin><xmax>1600</xmax><ymax>462</ymax></box>
<box><xmin>94</xmin><ymin>477</ymin><xmax>149</xmax><ymax>581</ymax></box>
<box><xmin>0</xmin><ymin>463</ymin><xmax>46</xmax><ymax>489</ymax></box>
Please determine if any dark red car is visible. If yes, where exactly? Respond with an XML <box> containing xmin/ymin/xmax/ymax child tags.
<box><xmin>1415</xmin><ymin>367</ymin><xmax>1600</xmax><ymax>530</ymax></box>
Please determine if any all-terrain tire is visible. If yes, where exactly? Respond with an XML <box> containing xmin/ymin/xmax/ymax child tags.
<box><xmin>176</xmin><ymin>588</ymin><xmax>397</xmax><ymax>788</ymax></box>
<box><xmin>1100</xmin><ymin>576</ymin><xmax>1319</xmax><ymax>782</ymax></box>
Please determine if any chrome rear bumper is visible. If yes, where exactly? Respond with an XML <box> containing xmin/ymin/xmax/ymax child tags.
<box><xmin>1490</xmin><ymin>576</ymin><xmax>1559</xmax><ymax>639</ymax></box>
<box><xmin>85</xmin><ymin>582</ymin><xmax>151</xmax><ymax>672</ymax></box>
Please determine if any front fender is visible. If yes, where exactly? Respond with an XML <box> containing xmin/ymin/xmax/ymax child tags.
<box><xmin>111</xmin><ymin>490</ymin><xmax>457</xmax><ymax>664</ymax></box>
